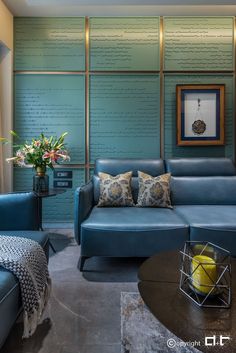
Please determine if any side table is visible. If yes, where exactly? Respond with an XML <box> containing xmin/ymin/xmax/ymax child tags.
<box><xmin>34</xmin><ymin>189</ymin><xmax>66</xmax><ymax>253</ymax></box>
<box><xmin>138</xmin><ymin>251</ymin><xmax>236</xmax><ymax>353</ymax></box>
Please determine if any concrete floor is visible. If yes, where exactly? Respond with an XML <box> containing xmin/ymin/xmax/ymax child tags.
<box><xmin>1</xmin><ymin>230</ymin><xmax>145</xmax><ymax>353</ymax></box>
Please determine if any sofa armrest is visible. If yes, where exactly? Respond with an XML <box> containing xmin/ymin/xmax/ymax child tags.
<box><xmin>74</xmin><ymin>181</ymin><xmax>94</xmax><ymax>245</ymax></box>
<box><xmin>0</xmin><ymin>192</ymin><xmax>39</xmax><ymax>230</ymax></box>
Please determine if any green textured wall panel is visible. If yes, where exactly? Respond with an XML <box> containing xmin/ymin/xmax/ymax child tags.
<box><xmin>164</xmin><ymin>74</ymin><xmax>234</xmax><ymax>159</ymax></box>
<box><xmin>90</xmin><ymin>75</ymin><xmax>160</xmax><ymax>161</ymax></box>
<box><xmin>90</xmin><ymin>17</ymin><xmax>160</xmax><ymax>71</ymax></box>
<box><xmin>14</xmin><ymin>17</ymin><xmax>85</xmax><ymax>71</ymax></box>
<box><xmin>164</xmin><ymin>17</ymin><xmax>234</xmax><ymax>71</ymax></box>
<box><xmin>14</xmin><ymin>168</ymin><xmax>85</xmax><ymax>222</ymax></box>
<box><xmin>13</xmin><ymin>16</ymin><xmax>236</xmax><ymax>223</ymax></box>
<box><xmin>14</xmin><ymin>74</ymin><xmax>85</xmax><ymax>163</ymax></box>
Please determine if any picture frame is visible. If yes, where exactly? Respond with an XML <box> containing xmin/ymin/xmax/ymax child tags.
<box><xmin>176</xmin><ymin>84</ymin><xmax>225</xmax><ymax>146</ymax></box>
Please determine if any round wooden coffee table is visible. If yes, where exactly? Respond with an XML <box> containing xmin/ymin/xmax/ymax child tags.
<box><xmin>138</xmin><ymin>251</ymin><xmax>236</xmax><ymax>353</ymax></box>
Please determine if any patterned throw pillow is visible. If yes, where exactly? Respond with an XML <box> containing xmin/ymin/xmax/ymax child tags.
<box><xmin>97</xmin><ymin>171</ymin><xmax>134</xmax><ymax>207</ymax></box>
<box><xmin>136</xmin><ymin>171</ymin><xmax>172</xmax><ymax>208</ymax></box>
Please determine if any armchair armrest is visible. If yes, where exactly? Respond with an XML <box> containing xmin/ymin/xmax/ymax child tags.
<box><xmin>0</xmin><ymin>192</ymin><xmax>39</xmax><ymax>230</ymax></box>
<box><xmin>74</xmin><ymin>181</ymin><xmax>94</xmax><ymax>245</ymax></box>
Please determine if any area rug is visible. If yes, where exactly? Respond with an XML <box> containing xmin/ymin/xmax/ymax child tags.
<box><xmin>121</xmin><ymin>292</ymin><xmax>201</xmax><ymax>353</ymax></box>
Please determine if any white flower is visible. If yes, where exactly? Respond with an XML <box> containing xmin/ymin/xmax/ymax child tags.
<box><xmin>58</xmin><ymin>150</ymin><xmax>70</xmax><ymax>161</ymax></box>
<box><xmin>16</xmin><ymin>159</ymin><xmax>26</xmax><ymax>167</ymax></box>
<box><xmin>6</xmin><ymin>157</ymin><xmax>18</xmax><ymax>163</ymax></box>
<box><xmin>23</xmin><ymin>145</ymin><xmax>35</xmax><ymax>154</ymax></box>
<box><xmin>15</xmin><ymin>149</ymin><xmax>26</xmax><ymax>166</ymax></box>
<box><xmin>16</xmin><ymin>149</ymin><xmax>25</xmax><ymax>157</ymax></box>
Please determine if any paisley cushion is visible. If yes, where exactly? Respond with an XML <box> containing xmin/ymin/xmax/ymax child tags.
<box><xmin>137</xmin><ymin>171</ymin><xmax>172</xmax><ymax>208</ymax></box>
<box><xmin>97</xmin><ymin>171</ymin><xmax>134</xmax><ymax>207</ymax></box>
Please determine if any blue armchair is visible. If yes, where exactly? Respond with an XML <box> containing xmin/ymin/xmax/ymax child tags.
<box><xmin>0</xmin><ymin>192</ymin><xmax>49</xmax><ymax>348</ymax></box>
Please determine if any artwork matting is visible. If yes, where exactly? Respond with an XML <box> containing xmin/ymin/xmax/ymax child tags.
<box><xmin>176</xmin><ymin>84</ymin><xmax>225</xmax><ymax>146</ymax></box>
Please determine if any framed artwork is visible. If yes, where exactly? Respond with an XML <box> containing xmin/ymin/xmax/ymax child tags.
<box><xmin>176</xmin><ymin>84</ymin><xmax>225</xmax><ymax>146</ymax></box>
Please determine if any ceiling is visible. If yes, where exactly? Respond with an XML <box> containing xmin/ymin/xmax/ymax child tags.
<box><xmin>3</xmin><ymin>0</ymin><xmax>236</xmax><ymax>16</ymax></box>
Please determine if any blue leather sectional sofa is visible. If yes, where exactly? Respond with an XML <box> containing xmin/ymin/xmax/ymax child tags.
<box><xmin>0</xmin><ymin>192</ymin><xmax>49</xmax><ymax>349</ymax></box>
<box><xmin>75</xmin><ymin>158</ymin><xmax>236</xmax><ymax>271</ymax></box>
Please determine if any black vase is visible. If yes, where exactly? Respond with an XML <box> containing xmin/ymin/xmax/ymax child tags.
<box><xmin>33</xmin><ymin>167</ymin><xmax>49</xmax><ymax>193</ymax></box>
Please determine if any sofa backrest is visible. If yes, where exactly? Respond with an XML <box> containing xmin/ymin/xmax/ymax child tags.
<box><xmin>0</xmin><ymin>192</ymin><xmax>39</xmax><ymax>230</ymax></box>
<box><xmin>93</xmin><ymin>158</ymin><xmax>165</xmax><ymax>204</ymax></box>
<box><xmin>166</xmin><ymin>158</ymin><xmax>236</xmax><ymax>205</ymax></box>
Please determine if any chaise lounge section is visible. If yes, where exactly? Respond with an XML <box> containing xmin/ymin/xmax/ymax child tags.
<box><xmin>167</xmin><ymin>158</ymin><xmax>236</xmax><ymax>255</ymax></box>
<box><xmin>75</xmin><ymin>157</ymin><xmax>236</xmax><ymax>271</ymax></box>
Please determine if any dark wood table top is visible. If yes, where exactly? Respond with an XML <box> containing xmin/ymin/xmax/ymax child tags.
<box><xmin>138</xmin><ymin>251</ymin><xmax>236</xmax><ymax>353</ymax></box>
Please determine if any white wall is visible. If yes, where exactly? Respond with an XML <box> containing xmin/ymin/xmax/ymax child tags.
<box><xmin>0</xmin><ymin>0</ymin><xmax>13</xmax><ymax>192</ymax></box>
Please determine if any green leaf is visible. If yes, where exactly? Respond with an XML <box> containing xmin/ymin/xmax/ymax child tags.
<box><xmin>0</xmin><ymin>137</ymin><xmax>9</xmax><ymax>143</ymax></box>
<box><xmin>61</xmin><ymin>132</ymin><xmax>68</xmax><ymax>138</ymax></box>
<box><xmin>9</xmin><ymin>130</ymin><xmax>19</xmax><ymax>138</ymax></box>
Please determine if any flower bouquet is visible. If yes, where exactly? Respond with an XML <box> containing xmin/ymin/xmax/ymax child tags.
<box><xmin>0</xmin><ymin>131</ymin><xmax>70</xmax><ymax>192</ymax></box>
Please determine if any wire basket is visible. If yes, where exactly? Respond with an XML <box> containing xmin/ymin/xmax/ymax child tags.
<box><xmin>179</xmin><ymin>241</ymin><xmax>231</xmax><ymax>308</ymax></box>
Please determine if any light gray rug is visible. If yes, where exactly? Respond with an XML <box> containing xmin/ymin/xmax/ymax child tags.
<box><xmin>121</xmin><ymin>292</ymin><xmax>201</xmax><ymax>353</ymax></box>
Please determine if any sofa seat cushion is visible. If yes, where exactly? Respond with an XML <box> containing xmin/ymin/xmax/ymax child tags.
<box><xmin>81</xmin><ymin>207</ymin><xmax>189</xmax><ymax>257</ymax></box>
<box><xmin>175</xmin><ymin>205</ymin><xmax>236</xmax><ymax>229</ymax></box>
<box><xmin>175</xmin><ymin>205</ymin><xmax>236</xmax><ymax>255</ymax></box>
<box><xmin>0</xmin><ymin>231</ymin><xmax>49</xmax><ymax>248</ymax></box>
<box><xmin>0</xmin><ymin>269</ymin><xmax>21</xmax><ymax>348</ymax></box>
<box><xmin>0</xmin><ymin>270</ymin><xmax>18</xmax><ymax>305</ymax></box>
<box><xmin>0</xmin><ymin>231</ymin><xmax>49</xmax><ymax>347</ymax></box>
<box><xmin>82</xmin><ymin>206</ymin><xmax>187</xmax><ymax>231</ymax></box>
<box><xmin>0</xmin><ymin>230</ymin><xmax>49</xmax><ymax>303</ymax></box>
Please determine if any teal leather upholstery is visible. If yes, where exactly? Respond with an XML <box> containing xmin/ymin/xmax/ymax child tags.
<box><xmin>0</xmin><ymin>192</ymin><xmax>39</xmax><ymax>230</ymax></box>
<box><xmin>176</xmin><ymin>205</ymin><xmax>236</xmax><ymax>230</ymax></box>
<box><xmin>94</xmin><ymin>158</ymin><xmax>165</xmax><ymax>176</ymax></box>
<box><xmin>75</xmin><ymin>157</ymin><xmax>236</xmax><ymax>271</ymax></box>
<box><xmin>175</xmin><ymin>205</ymin><xmax>236</xmax><ymax>254</ymax></box>
<box><xmin>74</xmin><ymin>181</ymin><xmax>94</xmax><ymax>245</ymax></box>
<box><xmin>170</xmin><ymin>176</ymin><xmax>236</xmax><ymax>205</ymax></box>
<box><xmin>81</xmin><ymin>207</ymin><xmax>188</xmax><ymax>257</ymax></box>
<box><xmin>165</xmin><ymin>157</ymin><xmax>236</xmax><ymax>176</ymax></box>
<box><xmin>0</xmin><ymin>270</ymin><xmax>20</xmax><ymax>349</ymax></box>
<box><xmin>0</xmin><ymin>192</ymin><xmax>49</xmax><ymax>349</ymax></box>
<box><xmin>75</xmin><ymin>158</ymin><xmax>188</xmax><ymax>269</ymax></box>
<box><xmin>167</xmin><ymin>158</ymin><xmax>236</xmax><ymax>257</ymax></box>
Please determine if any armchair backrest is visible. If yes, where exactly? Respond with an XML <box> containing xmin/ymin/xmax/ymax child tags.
<box><xmin>0</xmin><ymin>192</ymin><xmax>39</xmax><ymax>230</ymax></box>
<box><xmin>166</xmin><ymin>158</ymin><xmax>236</xmax><ymax>205</ymax></box>
<box><xmin>93</xmin><ymin>158</ymin><xmax>165</xmax><ymax>204</ymax></box>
